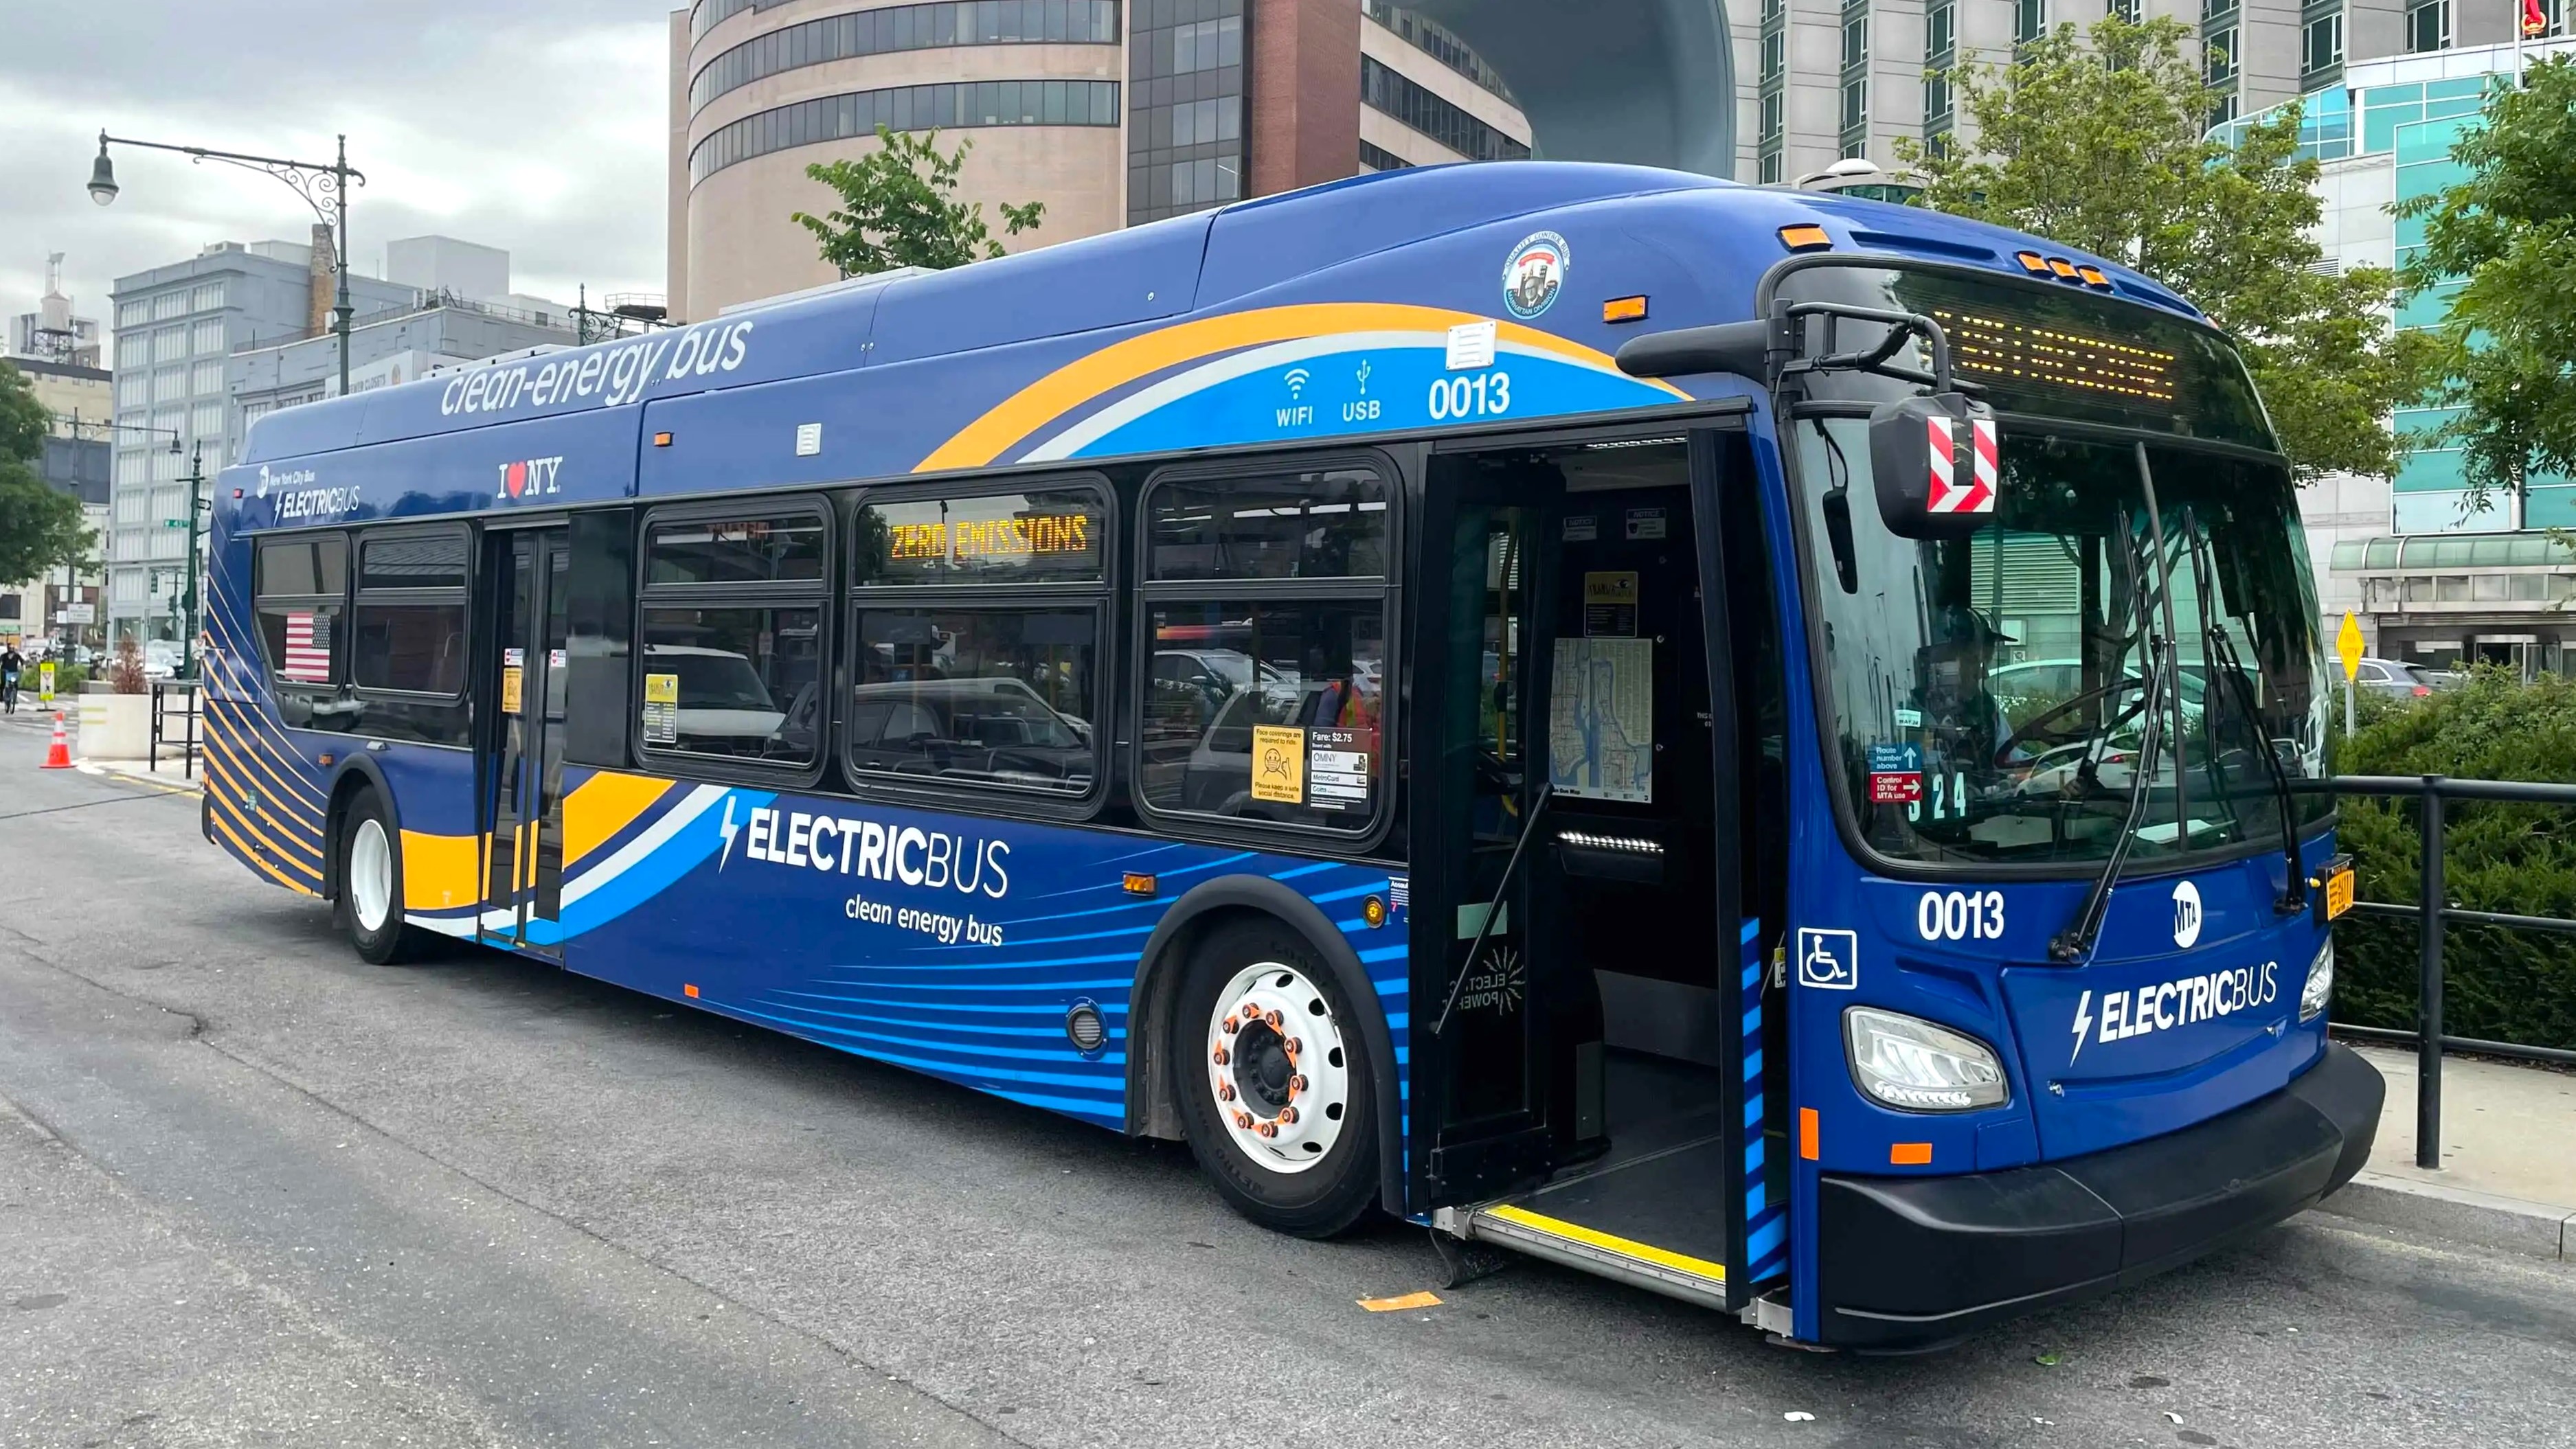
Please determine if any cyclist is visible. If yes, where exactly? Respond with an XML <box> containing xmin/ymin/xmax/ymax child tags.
<box><xmin>0</xmin><ymin>642</ymin><xmax>21</xmax><ymax>715</ymax></box>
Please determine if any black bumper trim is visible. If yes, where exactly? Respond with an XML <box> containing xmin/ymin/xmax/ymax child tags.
<box><xmin>1816</xmin><ymin>1042</ymin><xmax>2384</xmax><ymax>1349</ymax></box>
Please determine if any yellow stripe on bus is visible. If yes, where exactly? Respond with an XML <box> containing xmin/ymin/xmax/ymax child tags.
<box><xmin>400</xmin><ymin>830</ymin><xmax>482</xmax><ymax>911</ymax></box>
<box><xmin>560</xmin><ymin>771</ymin><xmax>675</xmax><ymax>868</ymax></box>
<box><xmin>1481</xmin><ymin>1205</ymin><xmax>1728</xmax><ymax>1285</ymax></box>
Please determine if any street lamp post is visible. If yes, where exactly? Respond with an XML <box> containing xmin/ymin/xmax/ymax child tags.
<box><xmin>179</xmin><ymin>442</ymin><xmax>207</xmax><ymax>682</ymax></box>
<box><xmin>88</xmin><ymin>130</ymin><xmax>365</xmax><ymax>395</ymax></box>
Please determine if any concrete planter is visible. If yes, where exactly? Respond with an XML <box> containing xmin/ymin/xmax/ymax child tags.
<box><xmin>76</xmin><ymin>687</ymin><xmax>152</xmax><ymax>761</ymax></box>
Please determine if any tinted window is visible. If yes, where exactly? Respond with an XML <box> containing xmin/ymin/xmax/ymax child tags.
<box><xmin>352</xmin><ymin>603</ymin><xmax>468</xmax><ymax>694</ymax></box>
<box><xmin>259</xmin><ymin>536</ymin><xmax>346</xmax><ymax>597</ymax></box>
<box><xmin>1140</xmin><ymin>600</ymin><xmax>1386</xmax><ymax>829</ymax></box>
<box><xmin>857</xmin><ymin>488</ymin><xmax>1106</xmax><ymax>584</ymax></box>
<box><xmin>850</xmin><ymin>608</ymin><xmax>1098</xmax><ymax>794</ymax></box>
<box><xmin>359</xmin><ymin>533</ymin><xmax>468</xmax><ymax>591</ymax></box>
<box><xmin>1149</xmin><ymin>470</ymin><xmax>1390</xmax><ymax>581</ymax></box>
<box><xmin>646</xmin><ymin>515</ymin><xmax>826</xmax><ymax>585</ymax></box>
<box><xmin>639</xmin><ymin>606</ymin><xmax>822</xmax><ymax>763</ymax></box>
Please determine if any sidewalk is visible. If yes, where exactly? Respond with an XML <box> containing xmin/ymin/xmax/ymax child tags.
<box><xmin>78</xmin><ymin>752</ymin><xmax>205</xmax><ymax>794</ymax></box>
<box><xmin>2312</xmin><ymin>1040</ymin><xmax>2576</xmax><ymax>1260</ymax></box>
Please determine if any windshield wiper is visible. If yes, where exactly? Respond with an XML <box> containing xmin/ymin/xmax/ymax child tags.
<box><xmin>2051</xmin><ymin>477</ymin><xmax>2182</xmax><ymax>963</ymax></box>
<box><xmin>2173</xmin><ymin>503</ymin><xmax>2307</xmax><ymax>915</ymax></box>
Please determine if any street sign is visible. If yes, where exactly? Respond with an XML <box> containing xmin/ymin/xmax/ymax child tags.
<box><xmin>2337</xmin><ymin>612</ymin><xmax>2364</xmax><ymax>681</ymax></box>
<box><xmin>160</xmin><ymin>518</ymin><xmax>188</xmax><ymax>528</ymax></box>
<box><xmin>38</xmin><ymin>661</ymin><xmax>54</xmax><ymax>705</ymax></box>
<box><xmin>56</xmin><ymin>603</ymin><xmax>93</xmax><ymax>625</ymax></box>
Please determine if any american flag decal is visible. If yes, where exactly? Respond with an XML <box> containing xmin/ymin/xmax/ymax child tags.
<box><xmin>282</xmin><ymin>611</ymin><xmax>331</xmax><ymax>683</ymax></box>
<box><xmin>1925</xmin><ymin>412</ymin><xmax>1999</xmax><ymax>515</ymax></box>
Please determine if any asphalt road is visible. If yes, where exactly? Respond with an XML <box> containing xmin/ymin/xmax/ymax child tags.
<box><xmin>2</xmin><ymin>721</ymin><xmax>2571</xmax><ymax>1449</ymax></box>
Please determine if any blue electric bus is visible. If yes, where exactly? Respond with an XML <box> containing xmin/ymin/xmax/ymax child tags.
<box><xmin>201</xmin><ymin>162</ymin><xmax>2380</xmax><ymax>1349</ymax></box>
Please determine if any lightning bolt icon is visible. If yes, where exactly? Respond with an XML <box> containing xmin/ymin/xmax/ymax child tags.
<box><xmin>717</xmin><ymin>797</ymin><xmax>741</xmax><ymax>871</ymax></box>
<box><xmin>2070</xmin><ymin>989</ymin><xmax>2094</xmax><ymax>1064</ymax></box>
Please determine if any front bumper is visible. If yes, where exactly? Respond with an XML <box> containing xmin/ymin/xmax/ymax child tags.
<box><xmin>1815</xmin><ymin>1042</ymin><xmax>2383</xmax><ymax>1349</ymax></box>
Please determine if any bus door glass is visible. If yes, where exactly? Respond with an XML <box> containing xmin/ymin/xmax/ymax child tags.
<box><xmin>482</xmin><ymin>527</ymin><xmax>570</xmax><ymax>949</ymax></box>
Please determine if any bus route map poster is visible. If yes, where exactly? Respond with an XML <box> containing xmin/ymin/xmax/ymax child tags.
<box><xmin>1549</xmin><ymin>637</ymin><xmax>1653</xmax><ymax>803</ymax></box>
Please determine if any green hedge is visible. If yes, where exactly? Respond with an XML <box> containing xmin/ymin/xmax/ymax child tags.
<box><xmin>2331</xmin><ymin>670</ymin><xmax>2576</xmax><ymax>1051</ymax></box>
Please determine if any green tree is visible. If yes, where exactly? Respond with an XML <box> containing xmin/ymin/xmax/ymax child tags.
<box><xmin>793</xmin><ymin>127</ymin><xmax>1046</xmax><ymax>277</ymax></box>
<box><xmin>2392</xmin><ymin>56</ymin><xmax>2576</xmax><ymax>506</ymax></box>
<box><xmin>1896</xmin><ymin>16</ymin><xmax>2437</xmax><ymax>482</ymax></box>
<box><xmin>0</xmin><ymin>363</ymin><xmax>89</xmax><ymax>591</ymax></box>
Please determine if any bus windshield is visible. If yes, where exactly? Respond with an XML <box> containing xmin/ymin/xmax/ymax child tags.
<box><xmin>1794</xmin><ymin>418</ymin><xmax>2331</xmax><ymax>870</ymax></box>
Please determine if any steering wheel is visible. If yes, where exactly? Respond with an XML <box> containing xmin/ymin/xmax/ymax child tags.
<box><xmin>1991</xmin><ymin>674</ymin><xmax>2156</xmax><ymax>767</ymax></box>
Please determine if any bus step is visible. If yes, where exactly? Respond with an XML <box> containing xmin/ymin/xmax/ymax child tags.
<box><xmin>1442</xmin><ymin>1130</ymin><xmax>1735</xmax><ymax>1312</ymax></box>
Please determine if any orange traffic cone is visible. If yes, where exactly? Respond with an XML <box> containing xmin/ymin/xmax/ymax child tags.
<box><xmin>41</xmin><ymin>711</ymin><xmax>71</xmax><ymax>770</ymax></box>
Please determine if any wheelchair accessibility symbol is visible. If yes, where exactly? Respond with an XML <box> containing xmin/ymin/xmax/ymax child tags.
<box><xmin>1797</xmin><ymin>928</ymin><xmax>1860</xmax><ymax>990</ymax></box>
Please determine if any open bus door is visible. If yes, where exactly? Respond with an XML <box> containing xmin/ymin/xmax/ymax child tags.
<box><xmin>479</xmin><ymin>525</ymin><xmax>570</xmax><ymax>955</ymax></box>
<box><xmin>1414</xmin><ymin>424</ymin><xmax>1788</xmax><ymax>1314</ymax></box>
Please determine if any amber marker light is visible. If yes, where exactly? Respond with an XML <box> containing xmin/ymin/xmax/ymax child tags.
<box><xmin>1603</xmin><ymin>295</ymin><xmax>1650</xmax><ymax>323</ymax></box>
<box><xmin>1778</xmin><ymin>224</ymin><xmax>1833</xmax><ymax>252</ymax></box>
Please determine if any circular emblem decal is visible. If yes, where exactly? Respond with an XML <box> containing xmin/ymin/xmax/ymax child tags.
<box><xmin>1502</xmin><ymin>231</ymin><xmax>1570</xmax><ymax>320</ymax></box>
<box><xmin>2171</xmin><ymin>880</ymin><xmax>2204</xmax><ymax>950</ymax></box>
<box><xmin>504</xmin><ymin>460</ymin><xmax>528</xmax><ymax>499</ymax></box>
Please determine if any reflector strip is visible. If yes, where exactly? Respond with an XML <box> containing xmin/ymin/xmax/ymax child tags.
<box><xmin>1800</xmin><ymin>1107</ymin><xmax>1820</xmax><ymax>1160</ymax></box>
<box><xmin>1357</xmin><ymin>1290</ymin><xmax>1443</xmax><ymax>1312</ymax></box>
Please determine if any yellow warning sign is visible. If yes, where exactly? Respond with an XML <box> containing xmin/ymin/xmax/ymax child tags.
<box><xmin>501</xmin><ymin>664</ymin><xmax>524</xmax><ymax>715</ymax></box>
<box><xmin>2337</xmin><ymin>611</ymin><xmax>2365</xmax><ymax>682</ymax></box>
<box><xmin>1583</xmin><ymin>570</ymin><xmax>1640</xmax><ymax>637</ymax></box>
<box><xmin>1251</xmin><ymin>724</ymin><xmax>1305</xmax><ymax>806</ymax></box>
<box><xmin>643</xmin><ymin>672</ymin><xmax>679</xmax><ymax>705</ymax></box>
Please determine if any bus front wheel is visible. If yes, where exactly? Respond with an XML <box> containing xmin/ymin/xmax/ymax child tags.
<box><xmin>337</xmin><ymin>789</ymin><xmax>425</xmax><ymax>966</ymax></box>
<box><xmin>1173</xmin><ymin>920</ymin><xmax>1379</xmax><ymax>1238</ymax></box>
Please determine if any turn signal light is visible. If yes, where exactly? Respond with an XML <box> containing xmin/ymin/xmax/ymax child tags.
<box><xmin>653</xmin><ymin>431</ymin><xmax>674</xmax><ymax>447</ymax></box>
<box><xmin>1778</xmin><ymin>224</ymin><xmax>1833</xmax><ymax>252</ymax></box>
<box><xmin>1122</xmin><ymin>872</ymin><xmax>1157</xmax><ymax>895</ymax></box>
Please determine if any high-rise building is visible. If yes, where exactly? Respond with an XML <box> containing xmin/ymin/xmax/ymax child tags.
<box><xmin>2243</xmin><ymin>34</ymin><xmax>2576</xmax><ymax>674</ymax></box>
<box><xmin>666</xmin><ymin>0</ymin><xmax>1532</xmax><ymax>321</ymax></box>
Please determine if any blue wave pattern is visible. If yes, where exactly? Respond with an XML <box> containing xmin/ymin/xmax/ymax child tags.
<box><xmin>1741</xmin><ymin>917</ymin><xmax>1787</xmax><ymax>1286</ymax></box>
<box><xmin>563</xmin><ymin>791</ymin><xmax>1410</xmax><ymax>1139</ymax></box>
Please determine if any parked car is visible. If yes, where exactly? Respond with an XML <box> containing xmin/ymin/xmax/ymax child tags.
<box><xmin>142</xmin><ymin>640</ymin><xmax>183</xmax><ymax>679</ymax></box>
<box><xmin>2351</xmin><ymin>657</ymin><xmax>2436</xmax><ymax>698</ymax></box>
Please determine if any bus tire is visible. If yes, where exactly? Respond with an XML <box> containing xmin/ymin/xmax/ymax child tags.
<box><xmin>1173</xmin><ymin>919</ymin><xmax>1379</xmax><ymax>1239</ymax></box>
<box><xmin>338</xmin><ymin>788</ymin><xmax>425</xmax><ymax>966</ymax></box>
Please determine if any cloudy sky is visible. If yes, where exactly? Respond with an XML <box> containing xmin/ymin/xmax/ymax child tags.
<box><xmin>3</xmin><ymin>0</ymin><xmax>673</xmax><ymax>326</ymax></box>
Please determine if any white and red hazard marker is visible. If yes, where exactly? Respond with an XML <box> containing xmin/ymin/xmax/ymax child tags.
<box><xmin>1925</xmin><ymin>411</ymin><xmax>2000</xmax><ymax>515</ymax></box>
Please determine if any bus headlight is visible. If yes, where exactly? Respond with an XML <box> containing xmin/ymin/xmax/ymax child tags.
<box><xmin>1844</xmin><ymin>1007</ymin><xmax>2009</xmax><ymax>1112</ymax></box>
<box><xmin>2301</xmin><ymin>937</ymin><xmax>2334</xmax><ymax>1023</ymax></box>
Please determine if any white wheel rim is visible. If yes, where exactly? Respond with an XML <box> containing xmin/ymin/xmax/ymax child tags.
<box><xmin>350</xmin><ymin>819</ymin><xmax>393</xmax><ymax>934</ymax></box>
<box><xmin>1205</xmin><ymin>961</ymin><xmax>1351</xmax><ymax>1175</ymax></box>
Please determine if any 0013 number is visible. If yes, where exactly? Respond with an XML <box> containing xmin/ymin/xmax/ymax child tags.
<box><xmin>1427</xmin><ymin>371</ymin><xmax>1512</xmax><ymax>420</ymax></box>
<box><xmin>1917</xmin><ymin>889</ymin><xmax>2005</xmax><ymax>942</ymax></box>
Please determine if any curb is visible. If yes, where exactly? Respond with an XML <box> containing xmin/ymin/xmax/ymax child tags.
<box><xmin>76</xmin><ymin>760</ymin><xmax>205</xmax><ymax>797</ymax></box>
<box><xmin>2312</xmin><ymin>1169</ymin><xmax>2575</xmax><ymax>1262</ymax></box>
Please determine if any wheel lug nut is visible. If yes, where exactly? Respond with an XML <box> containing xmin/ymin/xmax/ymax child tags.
<box><xmin>1212</xmin><ymin>1046</ymin><xmax>1229</xmax><ymax>1066</ymax></box>
<box><xmin>1279</xmin><ymin>1106</ymin><xmax>1298</xmax><ymax>1125</ymax></box>
<box><xmin>1257</xmin><ymin>1121</ymin><xmax>1278</xmax><ymax>1138</ymax></box>
<box><xmin>1285</xmin><ymin>1038</ymin><xmax>1302</xmax><ymax>1058</ymax></box>
<box><xmin>1217</xmin><ymin>1082</ymin><xmax>1235</xmax><ymax>1101</ymax></box>
<box><xmin>1265</xmin><ymin>1009</ymin><xmax>1284</xmax><ymax>1030</ymax></box>
<box><xmin>1234</xmin><ymin>1110</ymin><xmax>1254</xmax><ymax>1130</ymax></box>
<box><xmin>1289</xmin><ymin>1074</ymin><xmax>1307</xmax><ymax>1094</ymax></box>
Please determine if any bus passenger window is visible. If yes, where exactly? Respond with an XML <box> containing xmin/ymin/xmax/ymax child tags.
<box><xmin>638</xmin><ymin>507</ymin><xmax>832</xmax><ymax>771</ymax></box>
<box><xmin>850</xmin><ymin>608</ymin><xmax>1098</xmax><ymax>794</ymax></box>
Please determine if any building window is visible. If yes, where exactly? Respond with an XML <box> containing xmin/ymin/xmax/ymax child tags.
<box><xmin>191</xmin><ymin>360</ymin><xmax>225</xmax><ymax>396</ymax></box>
<box><xmin>688</xmin><ymin>1</ymin><xmax>1123</xmax><ymax>115</ymax></box>
<box><xmin>2408</xmin><ymin>0</ymin><xmax>2450</xmax><ymax>49</ymax></box>
<box><xmin>1359</xmin><ymin>56</ymin><xmax>1533</xmax><ymax>164</ymax></box>
<box><xmin>115</xmin><ymin>374</ymin><xmax>147</xmax><ymax>409</ymax></box>
<box><xmin>2303</xmin><ymin>10</ymin><xmax>2342</xmax><ymax>74</ymax></box>
<box><xmin>1842</xmin><ymin>75</ymin><xmax>1869</xmax><ymax>130</ymax></box>
<box><xmin>688</xmin><ymin>78</ymin><xmax>1122</xmax><ymax>186</ymax></box>
<box><xmin>1762</xmin><ymin>29</ymin><xmax>1785</xmax><ymax>81</ymax></box>
<box><xmin>1364</xmin><ymin>5</ymin><xmax>1514</xmax><ymax>101</ymax></box>
<box><xmin>190</xmin><ymin>319</ymin><xmax>225</xmax><ymax>355</ymax></box>
<box><xmin>189</xmin><ymin>282</ymin><xmax>225</xmax><ymax>313</ymax></box>
<box><xmin>1843</xmin><ymin>9</ymin><xmax>1869</xmax><ymax>68</ymax></box>
<box><xmin>190</xmin><ymin>401</ymin><xmax>225</xmax><ymax>440</ymax></box>
<box><xmin>1359</xmin><ymin>140</ymin><xmax>1414</xmax><ymax>172</ymax></box>
<box><xmin>116</xmin><ymin>299</ymin><xmax>148</xmax><ymax>328</ymax></box>
<box><xmin>152</xmin><ymin>292</ymin><xmax>183</xmax><ymax>322</ymax></box>
<box><xmin>1924</xmin><ymin>73</ymin><xmax>1952</xmax><ymax>126</ymax></box>
<box><xmin>2204</xmin><ymin>0</ymin><xmax>2236</xmax><ymax>18</ymax></box>
<box><xmin>152</xmin><ymin>328</ymin><xmax>185</xmax><ymax>365</ymax></box>
<box><xmin>2205</xmin><ymin>26</ymin><xmax>2237</xmax><ymax>83</ymax></box>
<box><xmin>115</xmin><ymin>333</ymin><xmax>146</xmax><ymax>369</ymax></box>
<box><xmin>2017</xmin><ymin>0</ymin><xmax>2046</xmax><ymax>43</ymax></box>
<box><xmin>1138</xmin><ymin>467</ymin><xmax>1390</xmax><ymax>834</ymax></box>
<box><xmin>1760</xmin><ymin>150</ymin><xmax>1783</xmax><ymax>183</ymax></box>
<box><xmin>1929</xmin><ymin>0</ymin><xmax>1956</xmax><ymax>55</ymax></box>
<box><xmin>638</xmin><ymin>510</ymin><xmax>832</xmax><ymax>767</ymax></box>
<box><xmin>2109</xmin><ymin>0</ymin><xmax>2140</xmax><ymax>19</ymax></box>
<box><xmin>1761</xmin><ymin>90</ymin><xmax>1785</xmax><ymax>141</ymax></box>
<box><xmin>1127</xmin><ymin>1</ymin><xmax>1247</xmax><ymax>225</ymax></box>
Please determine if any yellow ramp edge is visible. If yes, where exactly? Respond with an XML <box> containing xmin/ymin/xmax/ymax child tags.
<box><xmin>1480</xmin><ymin>1204</ymin><xmax>1728</xmax><ymax>1286</ymax></box>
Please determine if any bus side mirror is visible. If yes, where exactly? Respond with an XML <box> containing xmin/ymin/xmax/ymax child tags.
<box><xmin>1869</xmin><ymin>391</ymin><xmax>2000</xmax><ymax>540</ymax></box>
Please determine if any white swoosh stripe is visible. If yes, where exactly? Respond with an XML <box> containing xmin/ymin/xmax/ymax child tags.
<box><xmin>561</xmin><ymin>782</ymin><xmax>729</xmax><ymax>907</ymax></box>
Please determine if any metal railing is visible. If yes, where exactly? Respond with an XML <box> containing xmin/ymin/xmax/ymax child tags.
<box><xmin>2330</xmin><ymin>774</ymin><xmax>2576</xmax><ymax>1171</ymax></box>
<box><xmin>149</xmin><ymin>679</ymin><xmax>199</xmax><ymax>780</ymax></box>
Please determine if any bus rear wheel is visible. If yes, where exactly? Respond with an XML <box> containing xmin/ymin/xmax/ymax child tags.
<box><xmin>338</xmin><ymin>788</ymin><xmax>425</xmax><ymax>966</ymax></box>
<box><xmin>1172</xmin><ymin>920</ymin><xmax>1378</xmax><ymax>1238</ymax></box>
